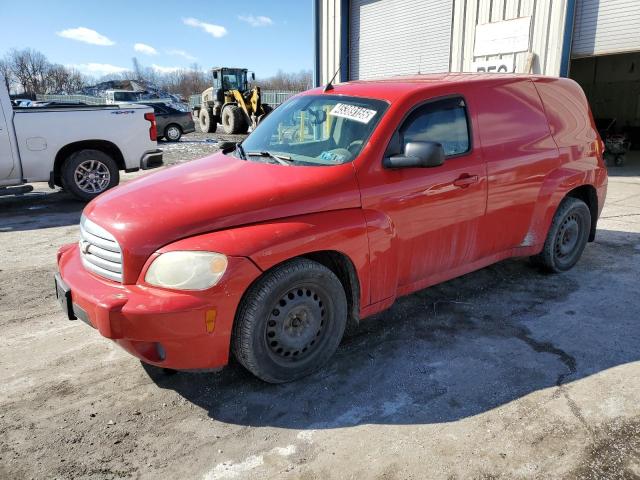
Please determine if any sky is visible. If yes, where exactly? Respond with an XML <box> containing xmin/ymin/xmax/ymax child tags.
<box><xmin>0</xmin><ymin>0</ymin><xmax>313</xmax><ymax>78</ymax></box>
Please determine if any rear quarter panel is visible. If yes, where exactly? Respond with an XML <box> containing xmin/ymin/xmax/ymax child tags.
<box><xmin>13</xmin><ymin>106</ymin><xmax>156</xmax><ymax>181</ymax></box>
<box><xmin>531</xmin><ymin>77</ymin><xmax>607</xmax><ymax>239</ymax></box>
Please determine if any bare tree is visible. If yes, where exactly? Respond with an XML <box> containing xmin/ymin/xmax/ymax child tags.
<box><xmin>0</xmin><ymin>59</ymin><xmax>11</xmax><ymax>92</ymax></box>
<box><xmin>258</xmin><ymin>70</ymin><xmax>312</xmax><ymax>91</ymax></box>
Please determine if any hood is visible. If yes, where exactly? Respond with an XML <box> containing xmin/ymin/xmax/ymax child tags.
<box><xmin>84</xmin><ymin>152</ymin><xmax>361</xmax><ymax>283</ymax></box>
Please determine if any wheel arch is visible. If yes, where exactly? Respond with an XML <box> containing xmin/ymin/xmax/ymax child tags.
<box><xmin>297</xmin><ymin>250</ymin><xmax>360</xmax><ymax>332</ymax></box>
<box><xmin>565</xmin><ymin>184</ymin><xmax>598</xmax><ymax>242</ymax></box>
<box><xmin>54</xmin><ymin>140</ymin><xmax>125</xmax><ymax>186</ymax></box>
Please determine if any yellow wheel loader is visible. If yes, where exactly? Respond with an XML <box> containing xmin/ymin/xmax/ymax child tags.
<box><xmin>193</xmin><ymin>67</ymin><xmax>272</xmax><ymax>135</ymax></box>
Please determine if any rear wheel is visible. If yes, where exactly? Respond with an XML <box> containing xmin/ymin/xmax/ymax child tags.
<box><xmin>164</xmin><ymin>124</ymin><xmax>182</xmax><ymax>142</ymax></box>
<box><xmin>61</xmin><ymin>149</ymin><xmax>119</xmax><ymax>201</ymax></box>
<box><xmin>232</xmin><ymin>258</ymin><xmax>348</xmax><ymax>383</ymax></box>
<box><xmin>531</xmin><ymin>197</ymin><xmax>591</xmax><ymax>273</ymax></box>
<box><xmin>199</xmin><ymin>108</ymin><xmax>217</xmax><ymax>133</ymax></box>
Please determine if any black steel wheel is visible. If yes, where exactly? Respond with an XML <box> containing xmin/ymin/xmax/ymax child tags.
<box><xmin>233</xmin><ymin>258</ymin><xmax>347</xmax><ymax>383</ymax></box>
<box><xmin>531</xmin><ymin>197</ymin><xmax>591</xmax><ymax>273</ymax></box>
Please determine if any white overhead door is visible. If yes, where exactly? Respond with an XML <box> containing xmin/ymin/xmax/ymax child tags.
<box><xmin>572</xmin><ymin>0</ymin><xmax>640</xmax><ymax>57</ymax></box>
<box><xmin>350</xmin><ymin>0</ymin><xmax>453</xmax><ymax>80</ymax></box>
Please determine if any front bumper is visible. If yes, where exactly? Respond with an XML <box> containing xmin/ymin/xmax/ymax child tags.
<box><xmin>56</xmin><ymin>244</ymin><xmax>262</xmax><ymax>370</ymax></box>
<box><xmin>140</xmin><ymin>149</ymin><xmax>164</xmax><ymax>170</ymax></box>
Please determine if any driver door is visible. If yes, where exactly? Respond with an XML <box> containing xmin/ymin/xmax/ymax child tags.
<box><xmin>359</xmin><ymin>96</ymin><xmax>487</xmax><ymax>300</ymax></box>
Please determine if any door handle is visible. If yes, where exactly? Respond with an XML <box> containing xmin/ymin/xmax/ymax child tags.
<box><xmin>453</xmin><ymin>174</ymin><xmax>479</xmax><ymax>188</ymax></box>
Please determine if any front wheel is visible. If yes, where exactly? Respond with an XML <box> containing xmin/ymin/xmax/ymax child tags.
<box><xmin>531</xmin><ymin>197</ymin><xmax>591</xmax><ymax>273</ymax></box>
<box><xmin>222</xmin><ymin>105</ymin><xmax>247</xmax><ymax>134</ymax></box>
<box><xmin>61</xmin><ymin>149</ymin><xmax>119</xmax><ymax>201</ymax></box>
<box><xmin>232</xmin><ymin>258</ymin><xmax>347</xmax><ymax>383</ymax></box>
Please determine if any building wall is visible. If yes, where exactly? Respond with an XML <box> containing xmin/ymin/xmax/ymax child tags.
<box><xmin>315</xmin><ymin>0</ymin><xmax>571</xmax><ymax>84</ymax></box>
<box><xmin>316</xmin><ymin>0</ymin><xmax>343</xmax><ymax>86</ymax></box>
<box><xmin>450</xmin><ymin>0</ymin><xmax>569</xmax><ymax>76</ymax></box>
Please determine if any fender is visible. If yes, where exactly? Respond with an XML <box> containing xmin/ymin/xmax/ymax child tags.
<box><xmin>523</xmin><ymin>164</ymin><xmax>600</xmax><ymax>249</ymax></box>
<box><xmin>153</xmin><ymin>209</ymin><xmax>377</xmax><ymax>313</ymax></box>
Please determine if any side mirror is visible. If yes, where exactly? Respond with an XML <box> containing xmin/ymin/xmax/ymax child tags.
<box><xmin>251</xmin><ymin>72</ymin><xmax>256</xmax><ymax>81</ymax></box>
<box><xmin>383</xmin><ymin>141</ymin><xmax>445</xmax><ymax>169</ymax></box>
<box><xmin>212</xmin><ymin>71</ymin><xmax>218</xmax><ymax>80</ymax></box>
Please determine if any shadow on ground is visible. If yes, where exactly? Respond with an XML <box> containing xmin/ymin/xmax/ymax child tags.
<box><xmin>145</xmin><ymin>228</ymin><xmax>640</xmax><ymax>430</ymax></box>
<box><xmin>0</xmin><ymin>189</ymin><xmax>83</xmax><ymax>232</ymax></box>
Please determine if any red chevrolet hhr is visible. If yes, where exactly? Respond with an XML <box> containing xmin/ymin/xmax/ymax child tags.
<box><xmin>56</xmin><ymin>74</ymin><xmax>607</xmax><ymax>383</ymax></box>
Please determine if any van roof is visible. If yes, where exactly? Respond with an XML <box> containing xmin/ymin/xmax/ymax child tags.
<box><xmin>306</xmin><ymin>73</ymin><xmax>566</xmax><ymax>102</ymax></box>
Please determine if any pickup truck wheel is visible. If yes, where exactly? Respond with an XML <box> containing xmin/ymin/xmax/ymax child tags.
<box><xmin>531</xmin><ymin>197</ymin><xmax>591</xmax><ymax>273</ymax></box>
<box><xmin>61</xmin><ymin>149</ymin><xmax>119</xmax><ymax>201</ymax></box>
<box><xmin>164</xmin><ymin>124</ymin><xmax>182</xmax><ymax>142</ymax></box>
<box><xmin>199</xmin><ymin>108</ymin><xmax>217</xmax><ymax>133</ymax></box>
<box><xmin>233</xmin><ymin>258</ymin><xmax>348</xmax><ymax>383</ymax></box>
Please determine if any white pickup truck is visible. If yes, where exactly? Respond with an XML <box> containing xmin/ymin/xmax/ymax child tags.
<box><xmin>0</xmin><ymin>77</ymin><xmax>163</xmax><ymax>201</ymax></box>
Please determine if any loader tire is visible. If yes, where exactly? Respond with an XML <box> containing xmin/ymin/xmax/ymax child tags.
<box><xmin>199</xmin><ymin>108</ymin><xmax>217</xmax><ymax>133</ymax></box>
<box><xmin>222</xmin><ymin>105</ymin><xmax>246</xmax><ymax>134</ymax></box>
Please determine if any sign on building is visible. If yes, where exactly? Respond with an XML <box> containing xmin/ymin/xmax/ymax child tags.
<box><xmin>474</xmin><ymin>17</ymin><xmax>532</xmax><ymax>57</ymax></box>
<box><xmin>471</xmin><ymin>55</ymin><xmax>515</xmax><ymax>73</ymax></box>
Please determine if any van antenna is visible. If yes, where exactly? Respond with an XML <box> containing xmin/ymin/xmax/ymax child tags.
<box><xmin>323</xmin><ymin>65</ymin><xmax>341</xmax><ymax>92</ymax></box>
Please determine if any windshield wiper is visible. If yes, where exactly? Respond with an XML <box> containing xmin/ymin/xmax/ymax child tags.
<box><xmin>246</xmin><ymin>151</ymin><xmax>293</xmax><ymax>166</ymax></box>
<box><xmin>236</xmin><ymin>142</ymin><xmax>247</xmax><ymax>160</ymax></box>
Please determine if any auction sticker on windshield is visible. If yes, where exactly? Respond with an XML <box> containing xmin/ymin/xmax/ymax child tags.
<box><xmin>330</xmin><ymin>103</ymin><xmax>377</xmax><ymax>124</ymax></box>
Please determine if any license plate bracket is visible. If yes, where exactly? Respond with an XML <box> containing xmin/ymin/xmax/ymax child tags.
<box><xmin>55</xmin><ymin>273</ymin><xmax>76</xmax><ymax>320</ymax></box>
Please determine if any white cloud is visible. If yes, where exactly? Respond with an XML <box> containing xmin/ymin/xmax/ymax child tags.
<box><xmin>134</xmin><ymin>43</ymin><xmax>158</xmax><ymax>55</ymax></box>
<box><xmin>152</xmin><ymin>64</ymin><xmax>181</xmax><ymax>74</ymax></box>
<box><xmin>238</xmin><ymin>14</ymin><xmax>273</xmax><ymax>27</ymax></box>
<box><xmin>166</xmin><ymin>49</ymin><xmax>197</xmax><ymax>61</ymax></box>
<box><xmin>182</xmin><ymin>17</ymin><xmax>227</xmax><ymax>38</ymax></box>
<box><xmin>71</xmin><ymin>63</ymin><xmax>128</xmax><ymax>75</ymax></box>
<box><xmin>56</xmin><ymin>27</ymin><xmax>115</xmax><ymax>46</ymax></box>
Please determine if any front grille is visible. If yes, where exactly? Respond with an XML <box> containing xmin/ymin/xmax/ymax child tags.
<box><xmin>79</xmin><ymin>216</ymin><xmax>123</xmax><ymax>282</ymax></box>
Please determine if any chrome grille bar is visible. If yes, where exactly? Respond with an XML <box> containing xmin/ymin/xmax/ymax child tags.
<box><xmin>79</xmin><ymin>215</ymin><xmax>123</xmax><ymax>282</ymax></box>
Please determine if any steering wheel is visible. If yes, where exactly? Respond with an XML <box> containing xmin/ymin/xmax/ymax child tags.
<box><xmin>347</xmin><ymin>140</ymin><xmax>363</xmax><ymax>155</ymax></box>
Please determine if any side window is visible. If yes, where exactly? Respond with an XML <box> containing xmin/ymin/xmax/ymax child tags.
<box><xmin>401</xmin><ymin>97</ymin><xmax>471</xmax><ymax>156</ymax></box>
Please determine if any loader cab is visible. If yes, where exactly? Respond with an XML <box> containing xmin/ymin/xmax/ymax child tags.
<box><xmin>212</xmin><ymin>68</ymin><xmax>255</xmax><ymax>93</ymax></box>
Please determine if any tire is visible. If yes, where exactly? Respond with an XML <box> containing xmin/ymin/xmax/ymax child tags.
<box><xmin>222</xmin><ymin>105</ymin><xmax>246</xmax><ymax>134</ymax></box>
<box><xmin>164</xmin><ymin>124</ymin><xmax>182</xmax><ymax>142</ymax></box>
<box><xmin>530</xmin><ymin>197</ymin><xmax>591</xmax><ymax>273</ymax></box>
<box><xmin>232</xmin><ymin>258</ymin><xmax>348</xmax><ymax>383</ymax></box>
<box><xmin>199</xmin><ymin>108</ymin><xmax>217</xmax><ymax>133</ymax></box>
<box><xmin>262</xmin><ymin>103</ymin><xmax>273</xmax><ymax>116</ymax></box>
<box><xmin>61</xmin><ymin>149</ymin><xmax>119</xmax><ymax>201</ymax></box>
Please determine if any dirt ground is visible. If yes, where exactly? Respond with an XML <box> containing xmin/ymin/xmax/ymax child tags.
<box><xmin>1</xmin><ymin>133</ymin><xmax>639</xmax><ymax>479</ymax></box>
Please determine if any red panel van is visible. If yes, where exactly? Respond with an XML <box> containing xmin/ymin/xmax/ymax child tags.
<box><xmin>56</xmin><ymin>74</ymin><xmax>607</xmax><ymax>383</ymax></box>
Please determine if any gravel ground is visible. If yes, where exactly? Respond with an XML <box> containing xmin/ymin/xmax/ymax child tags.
<box><xmin>1</xmin><ymin>141</ymin><xmax>639</xmax><ymax>479</ymax></box>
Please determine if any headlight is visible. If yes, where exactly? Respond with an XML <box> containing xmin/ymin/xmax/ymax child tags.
<box><xmin>145</xmin><ymin>251</ymin><xmax>228</xmax><ymax>290</ymax></box>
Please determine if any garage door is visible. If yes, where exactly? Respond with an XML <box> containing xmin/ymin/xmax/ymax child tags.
<box><xmin>349</xmin><ymin>0</ymin><xmax>453</xmax><ymax>80</ymax></box>
<box><xmin>572</xmin><ymin>0</ymin><xmax>640</xmax><ymax>57</ymax></box>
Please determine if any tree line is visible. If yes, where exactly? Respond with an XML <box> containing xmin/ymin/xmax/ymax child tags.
<box><xmin>1</xmin><ymin>48</ymin><xmax>313</xmax><ymax>99</ymax></box>
<box><xmin>0</xmin><ymin>49</ymin><xmax>86</xmax><ymax>95</ymax></box>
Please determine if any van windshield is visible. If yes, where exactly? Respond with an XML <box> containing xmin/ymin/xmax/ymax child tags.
<box><xmin>237</xmin><ymin>95</ymin><xmax>388</xmax><ymax>166</ymax></box>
